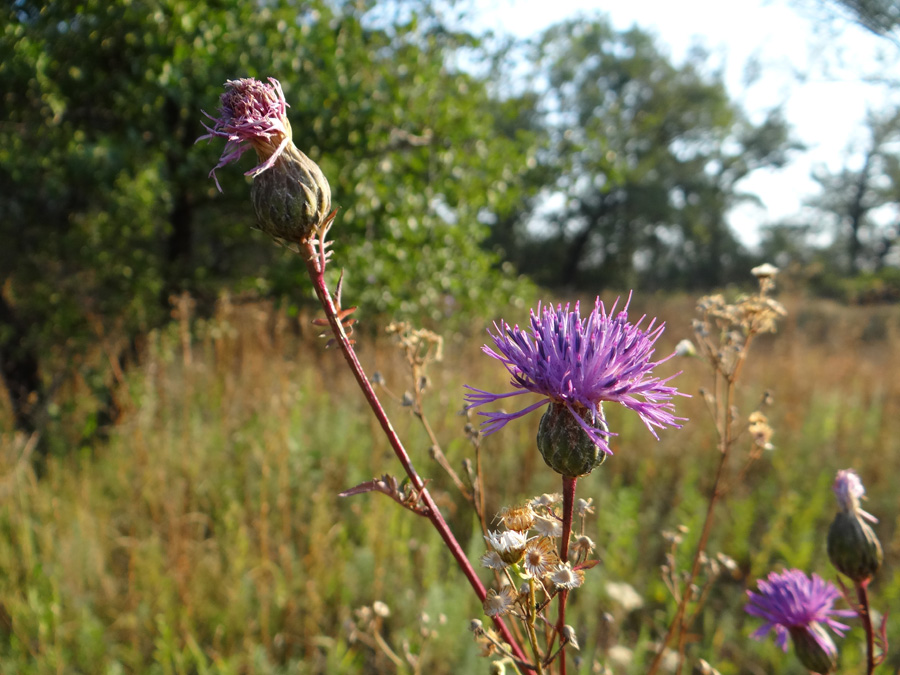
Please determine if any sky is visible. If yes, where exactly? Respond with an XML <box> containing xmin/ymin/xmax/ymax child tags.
<box><xmin>465</xmin><ymin>0</ymin><xmax>900</xmax><ymax>246</ymax></box>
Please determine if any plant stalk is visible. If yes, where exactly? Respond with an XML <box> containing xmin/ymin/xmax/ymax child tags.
<box><xmin>557</xmin><ymin>474</ymin><xmax>578</xmax><ymax>675</ymax></box>
<box><xmin>856</xmin><ymin>580</ymin><xmax>876</xmax><ymax>675</ymax></box>
<box><xmin>648</xmin><ymin>380</ymin><xmax>733</xmax><ymax>675</ymax></box>
<box><xmin>300</xmin><ymin>238</ymin><xmax>531</xmax><ymax>667</ymax></box>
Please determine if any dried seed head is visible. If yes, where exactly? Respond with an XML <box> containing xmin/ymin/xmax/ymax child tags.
<box><xmin>550</xmin><ymin>562</ymin><xmax>585</xmax><ymax>590</ymax></box>
<box><xmin>483</xmin><ymin>585</ymin><xmax>518</xmax><ymax>617</ymax></box>
<box><xmin>533</xmin><ymin>514</ymin><xmax>563</xmax><ymax>538</ymax></box>
<box><xmin>521</xmin><ymin>537</ymin><xmax>559</xmax><ymax>578</ymax></box>
<box><xmin>481</xmin><ymin>550</ymin><xmax>507</xmax><ymax>570</ymax></box>
<box><xmin>484</xmin><ymin>530</ymin><xmax>527</xmax><ymax>565</ymax></box>
<box><xmin>498</xmin><ymin>504</ymin><xmax>536</xmax><ymax>532</ymax></box>
<box><xmin>572</xmin><ymin>535</ymin><xmax>596</xmax><ymax>560</ymax></box>
<box><xmin>575</xmin><ymin>497</ymin><xmax>595</xmax><ymax>518</ymax></box>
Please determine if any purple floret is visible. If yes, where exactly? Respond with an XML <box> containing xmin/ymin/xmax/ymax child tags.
<box><xmin>196</xmin><ymin>77</ymin><xmax>292</xmax><ymax>191</ymax></box>
<box><xmin>745</xmin><ymin>569</ymin><xmax>855</xmax><ymax>653</ymax></box>
<box><xmin>465</xmin><ymin>295</ymin><xmax>686</xmax><ymax>455</ymax></box>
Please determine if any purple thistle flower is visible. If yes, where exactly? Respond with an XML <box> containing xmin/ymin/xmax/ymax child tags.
<box><xmin>196</xmin><ymin>77</ymin><xmax>292</xmax><ymax>191</ymax></box>
<box><xmin>745</xmin><ymin>569</ymin><xmax>854</xmax><ymax>658</ymax></box>
<box><xmin>464</xmin><ymin>295</ymin><xmax>686</xmax><ymax>456</ymax></box>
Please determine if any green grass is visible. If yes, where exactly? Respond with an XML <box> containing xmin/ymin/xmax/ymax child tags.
<box><xmin>0</xmin><ymin>293</ymin><xmax>898</xmax><ymax>674</ymax></box>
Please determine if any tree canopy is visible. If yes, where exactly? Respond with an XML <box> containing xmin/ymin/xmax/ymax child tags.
<box><xmin>6</xmin><ymin>0</ymin><xmax>899</xmax><ymax>443</ymax></box>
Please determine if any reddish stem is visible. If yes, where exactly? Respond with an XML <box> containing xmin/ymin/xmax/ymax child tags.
<box><xmin>301</xmin><ymin>239</ymin><xmax>530</xmax><ymax>666</ymax></box>
<box><xmin>856</xmin><ymin>580</ymin><xmax>876</xmax><ymax>675</ymax></box>
<box><xmin>557</xmin><ymin>474</ymin><xmax>578</xmax><ymax>675</ymax></box>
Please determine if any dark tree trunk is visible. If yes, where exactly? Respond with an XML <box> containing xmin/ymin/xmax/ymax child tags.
<box><xmin>0</xmin><ymin>292</ymin><xmax>41</xmax><ymax>433</ymax></box>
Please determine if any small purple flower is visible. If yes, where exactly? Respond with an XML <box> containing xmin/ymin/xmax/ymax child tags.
<box><xmin>465</xmin><ymin>296</ymin><xmax>686</xmax><ymax>456</ymax></box>
<box><xmin>745</xmin><ymin>569</ymin><xmax>854</xmax><ymax>658</ymax></box>
<box><xmin>197</xmin><ymin>77</ymin><xmax>292</xmax><ymax>191</ymax></box>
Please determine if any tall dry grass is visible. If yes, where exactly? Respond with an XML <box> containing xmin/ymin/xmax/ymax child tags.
<box><xmin>0</xmin><ymin>291</ymin><xmax>898</xmax><ymax>674</ymax></box>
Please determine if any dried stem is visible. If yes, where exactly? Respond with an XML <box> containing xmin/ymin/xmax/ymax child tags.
<box><xmin>648</xmin><ymin>372</ymin><xmax>736</xmax><ymax>675</ymax></box>
<box><xmin>299</xmin><ymin>232</ymin><xmax>530</xmax><ymax>666</ymax></box>
<box><xmin>526</xmin><ymin>577</ymin><xmax>545</xmax><ymax>675</ymax></box>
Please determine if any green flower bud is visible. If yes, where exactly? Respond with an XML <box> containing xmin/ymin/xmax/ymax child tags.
<box><xmin>537</xmin><ymin>401</ymin><xmax>608</xmax><ymax>477</ymax></box>
<box><xmin>827</xmin><ymin>510</ymin><xmax>883</xmax><ymax>582</ymax></box>
<box><xmin>790</xmin><ymin>623</ymin><xmax>839</xmax><ymax>674</ymax></box>
<box><xmin>251</xmin><ymin>140</ymin><xmax>332</xmax><ymax>245</ymax></box>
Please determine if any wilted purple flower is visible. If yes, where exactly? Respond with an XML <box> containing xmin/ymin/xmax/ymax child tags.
<box><xmin>745</xmin><ymin>569</ymin><xmax>854</xmax><ymax>671</ymax></box>
<box><xmin>829</xmin><ymin>469</ymin><xmax>883</xmax><ymax>582</ymax></box>
<box><xmin>464</xmin><ymin>296</ymin><xmax>685</xmax><ymax>457</ymax></box>
<box><xmin>197</xmin><ymin>77</ymin><xmax>292</xmax><ymax>191</ymax></box>
<box><xmin>197</xmin><ymin>77</ymin><xmax>331</xmax><ymax>242</ymax></box>
<box><xmin>833</xmin><ymin>469</ymin><xmax>877</xmax><ymax>523</ymax></box>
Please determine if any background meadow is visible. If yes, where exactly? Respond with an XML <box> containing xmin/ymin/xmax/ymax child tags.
<box><xmin>4</xmin><ymin>0</ymin><xmax>900</xmax><ymax>672</ymax></box>
<box><xmin>1</xmin><ymin>289</ymin><xmax>897</xmax><ymax>674</ymax></box>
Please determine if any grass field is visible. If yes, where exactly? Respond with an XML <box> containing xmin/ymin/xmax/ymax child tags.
<box><xmin>1</xmin><ymin>290</ymin><xmax>897</xmax><ymax>674</ymax></box>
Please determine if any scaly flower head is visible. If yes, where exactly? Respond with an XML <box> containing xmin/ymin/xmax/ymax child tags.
<box><xmin>465</xmin><ymin>296</ymin><xmax>686</xmax><ymax>459</ymax></box>
<box><xmin>198</xmin><ymin>77</ymin><xmax>331</xmax><ymax>243</ymax></box>
<box><xmin>745</xmin><ymin>569</ymin><xmax>854</xmax><ymax>671</ymax></box>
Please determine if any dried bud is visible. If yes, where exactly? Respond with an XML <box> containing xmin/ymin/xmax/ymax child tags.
<box><xmin>751</xmin><ymin>263</ymin><xmax>779</xmax><ymax>279</ymax></box>
<box><xmin>537</xmin><ymin>401</ymin><xmax>608</xmax><ymax>477</ymax></box>
<box><xmin>497</xmin><ymin>504</ymin><xmax>535</xmax><ymax>533</ymax></box>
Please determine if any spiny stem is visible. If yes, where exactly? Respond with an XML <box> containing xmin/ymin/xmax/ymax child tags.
<box><xmin>300</xmin><ymin>237</ymin><xmax>531</xmax><ymax>667</ymax></box>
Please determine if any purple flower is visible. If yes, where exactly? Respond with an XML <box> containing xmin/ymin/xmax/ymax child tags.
<box><xmin>465</xmin><ymin>296</ymin><xmax>686</xmax><ymax>456</ymax></box>
<box><xmin>197</xmin><ymin>77</ymin><xmax>293</xmax><ymax>191</ymax></box>
<box><xmin>745</xmin><ymin>569</ymin><xmax>854</xmax><ymax>656</ymax></box>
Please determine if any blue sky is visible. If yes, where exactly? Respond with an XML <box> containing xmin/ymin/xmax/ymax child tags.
<box><xmin>466</xmin><ymin>0</ymin><xmax>900</xmax><ymax>245</ymax></box>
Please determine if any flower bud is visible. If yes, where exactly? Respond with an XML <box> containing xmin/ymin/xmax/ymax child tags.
<box><xmin>828</xmin><ymin>469</ymin><xmax>882</xmax><ymax>582</ymax></box>
<box><xmin>251</xmin><ymin>140</ymin><xmax>332</xmax><ymax>243</ymax></box>
<box><xmin>537</xmin><ymin>401</ymin><xmax>607</xmax><ymax>477</ymax></box>
<box><xmin>789</xmin><ymin>623</ymin><xmax>838</xmax><ymax>674</ymax></box>
<box><xmin>827</xmin><ymin>510</ymin><xmax>883</xmax><ymax>582</ymax></box>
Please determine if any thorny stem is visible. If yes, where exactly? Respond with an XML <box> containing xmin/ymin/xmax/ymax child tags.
<box><xmin>557</xmin><ymin>475</ymin><xmax>578</xmax><ymax>675</ymax></box>
<box><xmin>856</xmin><ymin>581</ymin><xmax>876</xmax><ymax>675</ymax></box>
<box><xmin>300</xmin><ymin>235</ymin><xmax>531</xmax><ymax>667</ymax></box>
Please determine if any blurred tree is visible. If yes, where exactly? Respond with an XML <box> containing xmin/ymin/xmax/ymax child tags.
<box><xmin>0</xmin><ymin>0</ymin><xmax>541</xmax><ymax>441</ymax></box>
<box><xmin>806</xmin><ymin>107</ymin><xmax>900</xmax><ymax>273</ymax></box>
<box><xmin>824</xmin><ymin>0</ymin><xmax>900</xmax><ymax>40</ymax></box>
<box><xmin>497</xmin><ymin>18</ymin><xmax>799</xmax><ymax>291</ymax></box>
